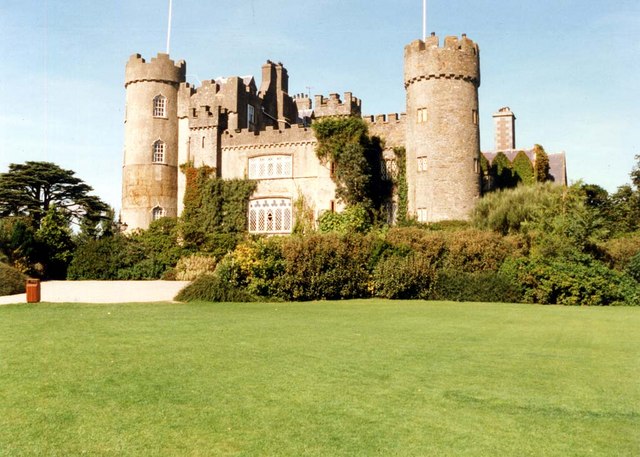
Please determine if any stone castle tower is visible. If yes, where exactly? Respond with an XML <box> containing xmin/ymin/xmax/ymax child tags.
<box><xmin>122</xmin><ymin>53</ymin><xmax>186</xmax><ymax>230</ymax></box>
<box><xmin>404</xmin><ymin>34</ymin><xmax>481</xmax><ymax>222</ymax></box>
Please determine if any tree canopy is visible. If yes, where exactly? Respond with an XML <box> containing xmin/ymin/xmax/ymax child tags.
<box><xmin>0</xmin><ymin>161</ymin><xmax>108</xmax><ymax>227</ymax></box>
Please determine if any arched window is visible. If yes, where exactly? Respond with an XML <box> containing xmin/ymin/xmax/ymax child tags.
<box><xmin>152</xmin><ymin>206</ymin><xmax>165</xmax><ymax>221</ymax></box>
<box><xmin>153</xmin><ymin>95</ymin><xmax>167</xmax><ymax>117</ymax></box>
<box><xmin>248</xmin><ymin>198</ymin><xmax>292</xmax><ymax>234</ymax></box>
<box><xmin>153</xmin><ymin>140</ymin><xmax>165</xmax><ymax>163</ymax></box>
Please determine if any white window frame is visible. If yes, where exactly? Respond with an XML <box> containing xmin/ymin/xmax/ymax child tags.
<box><xmin>417</xmin><ymin>156</ymin><xmax>427</xmax><ymax>172</ymax></box>
<box><xmin>417</xmin><ymin>208</ymin><xmax>428</xmax><ymax>223</ymax></box>
<box><xmin>248</xmin><ymin>198</ymin><xmax>293</xmax><ymax>234</ymax></box>
<box><xmin>152</xmin><ymin>206</ymin><xmax>165</xmax><ymax>221</ymax></box>
<box><xmin>153</xmin><ymin>95</ymin><xmax>167</xmax><ymax>118</ymax></box>
<box><xmin>248</xmin><ymin>155</ymin><xmax>292</xmax><ymax>180</ymax></box>
<box><xmin>417</xmin><ymin>107</ymin><xmax>427</xmax><ymax>123</ymax></box>
<box><xmin>152</xmin><ymin>140</ymin><xmax>166</xmax><ymax>163</ymax></box>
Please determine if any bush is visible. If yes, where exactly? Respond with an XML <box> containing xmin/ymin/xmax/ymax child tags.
<box><xmin>372</xmin><ymin>254</ymin><xmax>434</xmax><ymax>299</ymax></box>
<box><xmin>598</xmin><ymin>235</ymin><xmax>640</xmax><ymax>270</ymax></box>
<box><xmin>174</xmin><ymin>274</ymin><xmax>256</xmax><ymax>302</ymax></box>
<box><xmin>430</xmin><ymin>270</ymin><xmax>523</xmax><ymax>303</ymax></box>
<box><xmin>501</xmin><ymin>257</ymin><xmax>639</xmax><ymax>306</ymax></box>
<box><xmin>626</xmin><ymin>252</ymin><xmax>640</xmax><ymax>282</ymax></box>
<box><xmin>0</xmin><ymin>263</ymin><xmax>26</xmax><ymax>296</ymax></box>
<box><xmin>175</xmin><ymin>254</ymin><xmax>217</xmax><ymax>281</ymax></box>
<box><xmin>274</xmin><ymin>233</ymin><xmax>374</xmax><ymax>301</ymax></box>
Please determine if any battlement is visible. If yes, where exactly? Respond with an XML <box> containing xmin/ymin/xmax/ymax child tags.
<box><xmin>404</xmin><ymin>34</ymin><xmax>480</xmax><ymax>88</ymax></box>
<box><xmin>363</xmin><ymin>113</ymin><xmax>406</xmax><ymax>124</ymax></box>
<box><xmin>313</xmin><ymin>92</ymin><xmax>362</xmax><ymax>118</ymax></box>
<box><xmin>125</xmin><ymin>53</ymin><xmax>186</xmax><ymax>87</ymax></box>
<box><xmin>221</xmin><ymin>124</ymin><xmax>315</xmax><ymax>149</ymax></box>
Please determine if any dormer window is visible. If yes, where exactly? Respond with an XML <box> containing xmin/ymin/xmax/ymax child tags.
<box><xmin>152</xmin><ymin>140</ymin><xmax>166</xmax><ymax>163</ymax></box>
<box><xmin>153</xmin><ymin>95</ymin><xmax>167</xmax><ymax>118</ymax></box>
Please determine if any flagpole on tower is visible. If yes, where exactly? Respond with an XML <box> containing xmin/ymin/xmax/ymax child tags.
<box><xmin>422</xmin><ymin>0</ymin><xmax>427</xmax><ymax>41</ymax></box>
<box><xmin>166</xmin><ymin>0</ymin><xmax>173</xmax><ymax>54</ymax></box>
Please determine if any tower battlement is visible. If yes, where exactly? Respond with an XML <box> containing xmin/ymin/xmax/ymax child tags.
<box><xmin>314</xmin><ymin>92</ymin><xmax>362</xmax><ymax>117</ymax></box>
<box><xmin>363</xmin><ymin>113</ymin><xmax>406</xmax><ymax>124</ymax></box>
<box><xmin>125</xmin><ymin>53</ymin><xmax>186</xmax><ymax>87</ymax></box>
<box><xmin>404</xmin><ymin>34</ymin><xmax>480</xmax><ymax>88</ymax></box>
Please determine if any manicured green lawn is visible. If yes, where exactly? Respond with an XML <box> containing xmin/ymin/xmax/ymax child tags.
<box><xmin>0</xmin><ymin>300</ymin><xmax>638</xmax><ymax>456</ymax></box>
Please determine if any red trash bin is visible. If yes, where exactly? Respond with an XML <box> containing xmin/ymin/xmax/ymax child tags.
<box><xmin>26</xmin><ymin>279</ymin><xmax>41</xmax><ymax>303</ymax></box>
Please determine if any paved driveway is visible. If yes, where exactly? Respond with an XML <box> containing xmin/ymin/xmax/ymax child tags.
<box><xmin>0</xmin><ymin>281</ymin><xmax>191</xmax><ymax>305</ymax></box>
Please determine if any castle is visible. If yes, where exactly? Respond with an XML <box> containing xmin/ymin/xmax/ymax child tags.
<box><xmin>121</xmin><ymin>33</ymin><xmax>565</xmax><ymax>232</ymax></box>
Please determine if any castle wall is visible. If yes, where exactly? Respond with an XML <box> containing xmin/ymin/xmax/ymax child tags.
<box><xmin>122</xmin><ymin>53</ymin><xmax>186</xmax><ymax>230</ymax></box>
<box><xmin>404</xmin><ymin>35</ymin><xmax>481</xmax><ymax>221</ymax></box>
<box><xmin>365</xmin><ymin>113</ymin><xmax>406</xmax><ymax>149</ymax></box>
<box><xmin>220</xmin><ymin>126</ymin><xmax>340</xmax><ymax>220</ymax></box>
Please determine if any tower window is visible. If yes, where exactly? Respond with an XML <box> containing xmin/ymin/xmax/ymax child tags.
<box><xmin>152</xmin><ymin>140</ymin><xmax>166</xmax><ymax>163</ymax></box>
<box><xmin>417</xmin><ymin>107</ymin><xmax>428</xmax><ymax>123</ymax></box>
<box><xmin>153</xmin><ymin>95</ymin><xmax>167</xmax><ymax>118</ymax></box>
<box><xmin>472</xmin><ymin>109</ymin><xmax>479</xmax><ymax>125</ymax></box>
<box><xmin>417</xmin><ymin>156</ymin><xmax>427</xmax><ymax>172</ymax></box>
<box><xmin>248</xmin><ymin>105</ymin><xmax>256</xmax><ymax>131</ymax></box>
<box><xmin>152</xmin><ymin>206</ymin><xmax>165</xmax><ymax>221</ymax></box>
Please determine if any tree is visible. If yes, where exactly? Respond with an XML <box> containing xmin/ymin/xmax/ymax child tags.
<box><xmin>0</xmin><ymin>161</ymin><xmax>108</xmax><ymax>227</ymax></box>
<box><xmin>533</xmin><ymin>144</ymin><xmax>550</xmax><ymax>182</ymax></box>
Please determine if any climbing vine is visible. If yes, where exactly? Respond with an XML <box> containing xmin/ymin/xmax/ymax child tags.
<box><xmin>180</xmin><ymin>164</ymin><xmax>256</xmax><ymax>254</ymax></box>
<box><xmin>393</xmin><ymin>147</ymin><xmax>408</xmax><ymax>224</ymax></box>
<box><xmin>312</xmin><ymin>117</ymin><xmax>386</xmax><ymax>212</ymax></box>
<box><xmin>512</xmin><ymin>151</ymin><xmax>535</xmax><ymax>185</ymax></box>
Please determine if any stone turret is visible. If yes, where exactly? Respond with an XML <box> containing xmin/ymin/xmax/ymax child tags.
<box><xmin>404</xmin><ymin>34</ymin><xmax>481</xmax><ymax>222</ymax></box>
<box><xmin>121</xmin><ymin>53</ymin><xmax>186</xmax><ymax>231</ymax></box>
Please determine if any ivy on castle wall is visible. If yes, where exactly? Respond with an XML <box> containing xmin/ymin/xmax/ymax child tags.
<box><xmin>512</xmin><ymin>151</ymin><xmax>535</xmax><ymax>185</ymax></box>
<box><xmin>491</xmin><ymin>152</ymin><xmax>517</xmax><ymax>189</ymax></box>
<box><xmin>180</xmin><ymin>164</ymin><xmax>256</xmax><ymax>254</ymax></box>
<box><xmin>312</xmin><ymin>117</ymin><xmax>388</xmax><ymax>213</ymax></box>
<box><xmin>533</xmin><ymin>144</ymin><xmax>550</xmax><ymax>183</ymax></box>
<box><xmin>393</xmin><ymin>147</ymin><xmax>408</xmax><ymax>224</ymax></box>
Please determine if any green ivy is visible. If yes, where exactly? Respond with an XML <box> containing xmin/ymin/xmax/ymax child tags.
<box><xmin>312</xmin><ymin>117</ymin><xmax>386</xmax><ymax>212</ymax></box>
<box><xmin>180</xmin><ymin>165</ymin><xmax>256</xmax><ymax>254</ymax></box>
<box><xmin>512</xmin><ymin>151</ymin><xmax>535</xmax><ymax>185</ymax></box>
<box><xmin>534</xmin><ymin>144</ymin><xmax>551</xmax><ymax>182</ymax></box>
<box><xmin>394</xmin><ymin>147</ymin><xmax>408</xmax><ymax>224</ymax></box>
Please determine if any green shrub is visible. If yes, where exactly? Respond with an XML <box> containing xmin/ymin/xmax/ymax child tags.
<box><xmin>598</xmin><ymin>235</ymin><xmax>640</xmax><ymax>270</ymax></box>
<box><xmin>175</xmin><ymin>254</ymin><xmax>217</xmax><ymax>281</ymax></box>
<box><xmin>626</xmin><ymin>252</ymin><xmax>640</xmax><ymax>282</ymax></box>
<box><xmin>318</xmin><ymin>204</ymin><xmax>372</xmax><ymax>234</ymax></box>
<box><xmin>501</xmin><ymin>257</ymin><xmax>639</xmax><ymax>306</ymax></box>
<box><xmin>68</xmin><ymin>236</ymin><xmax>138</xmax><ymax>279</ymax></box>
<box><xmin>174</xmin><ymin>274</ymin><xmax>256</xmax><ymax>302</ymax></box>
<box><xmin>275</xmin><ymin>233</ymin><xmax>374</xmax><ymax>301</ymax></box>
<box><xmin>0</xmin><ymin>262</ymin><xmax>26</xmax><ymax>296</ymax></box>
<box><xmin>372</xmin><ymin>254</ymin><xmax>434</xmax><ymax>299</ymax></box>
<box><xmin>430</xmin><ymin>270</ymin><xmax>523</xmax><ymax>303</ymax></box>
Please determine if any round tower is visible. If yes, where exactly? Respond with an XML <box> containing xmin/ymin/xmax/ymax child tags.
<box><xmin>121</xmin><ymin>53</ymin><xmax>186</xmax><ymax>231</ymax></box>
<box><xmin>404</xmin><ymin>34</ymin><xmax>481</xmax><ymax>222</ymax></box>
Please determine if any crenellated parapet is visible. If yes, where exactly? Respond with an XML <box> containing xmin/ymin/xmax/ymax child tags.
<box><xmin>314</xmin><ymin>92</ymin><xmax>362</xmax><ymax>118</ymax></box>
<box><xmin>125</xmin><ymin>53</ymin><xmax>186</xmax><ymax>88</ymax></box>
<box><xmin>404</xmin><ymin>34</ymin><xmax>480</xmax><ymax>89</ymax></box>
<box><xmin>221</xmin><ymin>124</ymin><xmax>315</xmax><ymax>150</ymax></box>
<box><xmin>364</xmin><ymin>113</ymin><xmax>407</xmax><ymax>149</ymax></box>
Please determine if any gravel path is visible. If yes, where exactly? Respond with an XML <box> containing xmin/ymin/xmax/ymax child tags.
<box><xmin>0</xmin><ymin>281</ymin><xmax>191</xmax><ymax>305</ymax></box>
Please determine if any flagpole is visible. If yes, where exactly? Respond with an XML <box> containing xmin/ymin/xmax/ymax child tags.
<box><xmin>422</xmin><ymin>0</ymin><xmax>427</xmax><ymax>41</ymax></box>
<box><xmin>166</xmin><ymin>0</ymin><xmax>173</xmax><ymax>54</ymax></box>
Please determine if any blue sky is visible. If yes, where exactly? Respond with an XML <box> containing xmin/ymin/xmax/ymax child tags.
<box><xmin>1</xmin><ymin>0</ymin><xmax>638</xmax><ymax>211</ymax></box>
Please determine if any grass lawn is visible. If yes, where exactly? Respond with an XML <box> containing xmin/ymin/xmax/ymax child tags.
<box><xmin>0</xmin><ymin>300</ymin><xmax>638</xmax><ymax>456</ymax></box>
